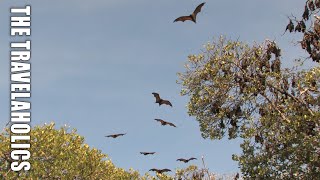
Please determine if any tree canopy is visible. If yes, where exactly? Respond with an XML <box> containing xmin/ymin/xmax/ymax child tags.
<box><xmin>0</xmin><ymin>123</ymin><xmax>145</xmax><ymax>179</ymax></box>
<box><xmin>178</xmin><ymin>1</ymin><xmax>320</xmax><ymax>179</ymax></box>
<box><xmin>2</xmin><ymin>123</ymin><xmax>225</xmax><ymax>180</ymax></box>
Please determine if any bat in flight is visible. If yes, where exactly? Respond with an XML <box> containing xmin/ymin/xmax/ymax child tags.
<box><xmin>149</xmin><ymin>168</ymin><xmax>171</xmax><ymax>174</ymax></box>
<box><xmin>174</xmin><ymin>2</ymin><xmax>205</xmax><ymax>23</ymax></box>
<box><xmin>176</xmin><ymin>157</ymin><xmax>197</xmax><ymax>163</ymax></box>
<box><xmin>152</xmin><ymin>92</ymin><xmax>172</xmax><ymax>107</ymax></box>
<box><xmin>105</xmin><ymin>133</ymin><xmax>126</xmax><ymax>138</ymax></box>
<box><xmin>154</xmin><ymin>119</ymin><xmax>177</xmax><ymax>127</ymax></box>
<box><xmin>140</xmin><ymin>152</ymin><xmax>156</xmax><ymax>156</ymax></box>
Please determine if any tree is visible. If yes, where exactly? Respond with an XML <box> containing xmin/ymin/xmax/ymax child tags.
<box><xmin>0</xmin><ymin>123</ymin><xmax>144</xmax><ymax>179</ymax></box>
<box><xmin>178</xmin><ymin>1</ymin><xmax>320</xmax><ymax>179</ymax></box>
<box><xmin>1</xmin><ymin>123</ymin><xmax>229</xmax><ymax>180</ymax></box>
<box><xmin>175</xmin><ymin>158</ymin><xmax>239</xmax><ymax>180</ymax></box>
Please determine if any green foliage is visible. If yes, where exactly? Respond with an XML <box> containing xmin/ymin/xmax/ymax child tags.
<box><xmin>0</xmin><ymin>123</ymin><xmax>144</xmax><ymax>179</ymax></box>
<box><xmin>178</xmin><ymin>35</ymin><xmax>320</xmax><ymax>179</ymax></box>
<box><xmin>179</xmin><ymin>36</ymin><xmax>287</xmax><ymax>140</ymax></box>
<box><xmin>176</xmin><ymin>165</ymin><xmax>206</xmax><ymax>180</ymax></box>
<box><xmin>233</xmin><ymin>67</ymin><xmax>320</xmax><ymax>179</ymax></box>
<box><xmin>175</xmin><ymin>164</ymin><xmax>239</xmax><ymax>180</ymax></box>
<box><xmin>1</xmin><ymin>123</ymin><xmax>228</xmax><ymax>180</ymax></box>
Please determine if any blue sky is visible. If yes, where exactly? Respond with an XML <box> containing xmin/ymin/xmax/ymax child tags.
<box><xmin>0</xmin><ymin>0</ymin><xmax>315</xmax><ymax>176</ymax></box>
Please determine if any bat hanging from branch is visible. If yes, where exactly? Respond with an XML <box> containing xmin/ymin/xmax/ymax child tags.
<box><xmin>174</xmin><ymin>2</ymin><xmax>205</xmax><ymax>23</ymax></box>
<box><xmin>149</xmin><ymin>168</ymin><xmax>171</xmax><ymax>174</ymax></box>
<box><xmin>140</xmin><ymin>152</ymin><xmax>156</xmax><ymax>155</ymax></box>
<box><xmin>105</xmin><ymin>133</ymin><xmax>126</xmax><ymax>138</ymax></box>
<box><xmin>154</xmin><ymin>119</ymin><xmax>177</xmax><ymax>127</ymax></box>
<box><xmin>152</xmin><ymin>92</ymin><xmax>172</xmax><ymax>107</ymax></box>
<box><xmin>177</xmin><ymin>157</ymin><xmax>197</xmax><ymax>163</ymax></box>
<box><xmin>234</xmin><ymin>172</ymin><xmax>240</xmax><ymax>180</ymax></box>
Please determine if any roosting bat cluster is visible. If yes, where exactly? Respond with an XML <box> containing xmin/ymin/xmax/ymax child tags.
<box><xmin>284</xmin><ymin>0</ymin><xmax>320</xmax><ymax>63</ymax></box>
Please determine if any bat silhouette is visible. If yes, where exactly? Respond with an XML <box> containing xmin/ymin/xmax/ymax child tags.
<box><xmin>174</xmin><ymin>2</ymin><xmax>205</xmax><ymax>23</ymax></box>
<box><xmin>152</xmin><ymin>93</ymin><xmax>172</xmax><ymax>107</ymax></box>
<box><xmin>282</xmin><ymin>19</ymin><xmax>294</xmax><ymax>35</ymax></box>
<box><xmin>176</xmin><ymin>157</ymin><xmax>197</xmax><ymax>163</ymax></box>
<box><xmin>314</xmin><ymin>15</ymin><xmax>320</xmax><ymax>35</ymax></box>
<box><xmin>140</xmin><ymin>152</ymin><xmax>156</xmax><ymax>155</ymax></box>
<box><xmin>105</xmin><ymin>133</ymin><xmax>126</xmax><ymax>138</ymax></box>
<box><xmin>149</xmin><ymin>168</ymin><xmax>171</xmax><ymax>174</ymax></box>
<box><xmin>234</xmin><ymin>172</ymin><xmax>240</xmax><ymax>180</ymax></box>
<box><xmin>154</xmin><ymin>119</ymin><xmax>177</xmax><ymax>127</ymax></box>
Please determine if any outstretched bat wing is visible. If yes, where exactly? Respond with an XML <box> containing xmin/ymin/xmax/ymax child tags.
<box><xmin>154</xmin><ymin>118</ymin><xmax>163</xmax><ymax>122</ymax></box>
<box><xmin>161</xmin><ymin>100</ymin><xmax>172</xmax><ymax>107</ymax></box>
<box><xmin>193</xmin><ymin>2</ymin><xmax>205</xmax><ymax>16</ymax></box>
<box><xmin>188</xmin><ymin>157</ymin><xmax>197</xmax><ymax>161</ymax></box>
<box><xmin>177</xmin><ymin>158</ymin><xmax>186</xmax><ymax>161</ymax></box>
<box><xmin>115</xmin><ymin>133</ymin><xmax>126</xmax><ymax>137</ymax></box>
<box><xmin>161</xmin><ymin>169</ymin><xmax>171</xmax><ymax>172</ymax></box>
<box><xmin>174</xmin><ymin>16</ymin><xmax>193</xmax><ymax>22</ymax></box>
<box><xmin>105</xmin><ymin>133</ymin><xmax>126</xmax><ymax>138</ymax></box>
<box><xmin>141</xmin><ymin>152</ymin><xmax>155</xmax><ymax>155</ymax></box>
<box><xmin>168</xmin><ymin>122</ymin><xmax>177</xmax><ymax>127</ymax></box>
<box><xmin>152</xmin><ymin>92</ymin><xmax>161</xmax><ymax>103</ymax></box>
<box><xmin>105</xmin><ymin>134</ymin><xmax>115</xmax><ymax>138</ymax></box>
<box><xmin>149</xmin><ymin>168</ymin><xmax>158</xmax><ymax>172</ymax></box>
